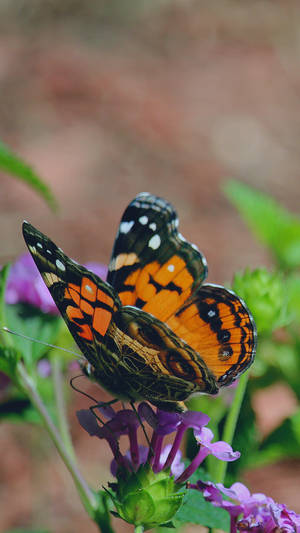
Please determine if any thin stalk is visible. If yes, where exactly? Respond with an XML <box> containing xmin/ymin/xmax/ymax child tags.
<box><xmin>214</xmin><ymin>371</ymin><xmax>249</xmax><ymax>484</ymax></box>
<box><xmin>51</xmin><ymin>353</ymin><xmax>75</xmax><ymax>461</ymax></box>
<box><xmin>134</xmin><ymin>526</ymin><xmax>144</xmax><ymax>533</ymax></box>
<box><xmin>0</xmin><ymin>265</ymin><xmax>12</xmax><ymax>346</ymax></box>
<box><xmin>16</xmin><ymin>361</ymin><xmax>98</xmax><ymax>515</ymax></box>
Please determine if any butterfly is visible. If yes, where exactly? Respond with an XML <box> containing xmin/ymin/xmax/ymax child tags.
<box><xmin>23</xmin><ymin>192</ymin><xmax>256</xmax><ymax>412</ymax></box>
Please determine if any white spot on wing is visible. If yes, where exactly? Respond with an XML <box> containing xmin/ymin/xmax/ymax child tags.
<box><xmin>208</xmin><ymin>309</ymin><xmax>216</xmax><ymax>318</ymax></box>
<box><xmin>120</xmin><ymin>221</ymin><xmax>134</xmax><ymax>234</ymax></box>
<box><xmin>56</xmin><ymin>259</ymin><xmax>66</xmax><ymax>271</ymax></box>
<box><xmin>167</xmin><ymin>264</ymin><xmax>175</xmax><ymax>272</ymax></box>
<box><xmin>37</xmin><ymin>242</ymin><xmax>43</xmax><ymax>249</ymax></box>
<box><xmin>148</xmin><ymin>234</ymin><xmax>161</xmax><ymax>250</ymax></box>
<box><xmin>85</xmin><ymin>284</ymin><xmax>93</xmax><ymax>293</ymax></box>
<box><xmin>139</xmin><ymin>215</ymin><xmax>148</xmax><ymax>225</ymax></box>
<box><xmin>149</xmin><ymin>222</ymin><xmax>156</xmax><ymax>231</ymax></box>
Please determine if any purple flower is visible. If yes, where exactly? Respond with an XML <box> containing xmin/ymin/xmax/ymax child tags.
<box><xmin>193</xmin><ymin>480</ymin><xmax>300</xmax><ymax>533</ymax></box>
<box><xmin>77</xmin><ymin>402</ymin><xmax>238</xmax><ymax>487</ymax></box>
<box><xmin>5</xmin><ymin>253</ymin><xmax>107</xmax><ymax>314</ymax></box>
<box><xmin>176</xmin><ymin>426</ymin><xmax>240</xmax><ymax>484</ymax></box>
<box><xmin>6</xmin><ymin>254</ymin><xmax>58</xmax><ymax>314</ymax></box>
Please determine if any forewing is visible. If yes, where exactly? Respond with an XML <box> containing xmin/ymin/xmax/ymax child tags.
<box><xmin>23</xmin><ymin>221</ymin><xmax>120</xmax><ymax>368</ymax></box>
<box><xmin>166</xmin><ymin>284</ymin><xmax>257</xmax><ymax>387</ymax></box>
<box><xmin>107</xmin><ymin>192</ymin><xmax>207</xmax><ymax>322</ymax></box>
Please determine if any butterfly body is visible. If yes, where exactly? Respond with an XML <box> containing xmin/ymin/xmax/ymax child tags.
<box><xmin>23</xmin><ymin>193</ymin><xmax>256</xmax><ymax>412</ymax></box>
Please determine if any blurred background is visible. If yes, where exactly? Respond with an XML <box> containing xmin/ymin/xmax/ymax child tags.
<box><xmin>0</xmin><ymin>1</ymin><xmax>299</xmax><ymax>532</ymax></box>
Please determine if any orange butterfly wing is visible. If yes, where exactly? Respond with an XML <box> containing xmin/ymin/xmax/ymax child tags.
<box><xmin>107</xmin><ymin>193</ymin><xmax>207</xmax><ymax>322</ymax></box>
<box><xmin>166</xmin><ymin>284</ymin><xmax>256</xmax><ymax>385</ymax></box>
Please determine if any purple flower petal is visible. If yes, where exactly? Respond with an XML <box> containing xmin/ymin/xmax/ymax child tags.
<box><xmin>194</xmin><ymin>427</ymin><xmax>240</xmax><ymax>461</ymax></box>
<box><xmin>155</xmin><ymin>410</ymin><xmax>181</xmax><ymax>435</ymax></box>
<box><xmin>76</xmin><ymin>409</ymin><xmax>103</xmax><ymax>438</ymax></box>
<box><xmin>196</xmin><ymin>479</ymin><xmax>300</xmax><ymax>533</ymax></box>
<box><xmin>179</xmin><ymin>410</ymin><xmax>210</xmax><ymax>429</ymax></box>
<box><xmin>210</xmin><ymin>442</ymin><xmax>240</xmax><ymax>462</ymax></box>
<box><xmin>97</xmin><ymin>404</ymin><xmax>116</xmax><ymax>420</ymax></box>
<box><xmin>138</xmin><ymin>402</ymin><xmax>157</xmax><ymax>427</ymax></box>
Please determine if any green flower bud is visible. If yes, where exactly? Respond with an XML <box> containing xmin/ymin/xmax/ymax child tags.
<box><xmin>232</xmin><ymin>267</ymin><xmax>288</xmax><ymax>335</ymax></box>
<box><xmin>109</xmin><ymin>464</ymin><xmax>185</xmax><ymax>530</ymax></box>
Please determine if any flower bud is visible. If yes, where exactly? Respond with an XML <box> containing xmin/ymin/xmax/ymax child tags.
<box><xmin>109</xmin><ymin>463</ymin><xmax>185</xmax><ymax>530</ymax></box>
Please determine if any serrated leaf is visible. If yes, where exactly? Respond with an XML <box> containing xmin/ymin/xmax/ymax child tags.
<box><xmin>0</xmin><ymin>141</ymin><xmax>57</xmax><ymax>211</ymax></box>
<box><xmin>175</xmin><ymin>489</ymin><xmax>230</xmax><ymax>531</ymax></box>
<box><xmin>224</xmin><ymin>180</ymin><xmax>300</xmax><ymax>268</ymax></box>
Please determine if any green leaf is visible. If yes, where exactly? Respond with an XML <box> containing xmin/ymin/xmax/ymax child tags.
<box><xmin>257</xmin><ymin>408</ymin><xmax>300</xmax><ymax>465</ymax></box>
<box><xmin>286</xmin><ymin>273</ymin><xmax>300</xmax><ymax>323</ymax></box>
<box><xmin>5</xmin><ymin>304</ymin><xmax>61</xmax><ymax>369</ymax></box>
<box><xmin>175</xmin><ymin>489</ymin><xmax>230</xmax><ymax>531</ymax></box>
<box><xmin>0</xmin><ymin>345</ymin><xmax>20</xmax><ymax>378</ymax></box>
<box><xmin>224</xmin><ymin>180</ymin><xmax>300</xmax><ymax>268</ymax></box>
<box><xmin>0</xmin><ymin>141</ymin><xmax>57</xmax><ymax>211</ymax></box>
<box><xmin>226</xmin><ymin>387</ymin><xmax>258</xmax><ymax>482</ymax></box>
<box><xmin>232</xmin><ymin>268</ymin><xmax>290</xmax><ymax>335</ymax></box>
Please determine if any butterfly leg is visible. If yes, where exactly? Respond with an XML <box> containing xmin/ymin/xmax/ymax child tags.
<box><xmin>129</xmin><ymin>401</ymin><xmax>152</xmax><ymax>449</ymax></box>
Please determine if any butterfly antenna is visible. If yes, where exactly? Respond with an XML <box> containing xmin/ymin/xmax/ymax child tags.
<box><xmin>1</xmin><ymin>326</ymin><xmax>82</xmax><ymax>359</ymax></box>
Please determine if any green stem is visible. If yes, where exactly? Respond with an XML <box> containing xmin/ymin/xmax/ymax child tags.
<box><xmin>52</xmin><ymin>353</ymin><xmax>75</xmax><ymax>461</ymax></box>
<box><xmin>16</xmin><ymin>361</ymin><xmax>98</xmax><ymax>516</ymax></box>
<box><xmin>214</xmin><ymin>371</ymin><xmax>249</xmax><ymax>484</ymax></box>
<box><xmin>134</xmin><ymin>526</ymin><xmax>145</xmax><ymax>533</ymax></box>
<box><xmin>0</xmin><ymin>264</ymin><xmax>12</xmax><ymax>346</ymax></box>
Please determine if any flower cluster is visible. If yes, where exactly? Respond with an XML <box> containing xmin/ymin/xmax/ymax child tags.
<box><xmin>77</xmin><ymin>402</ymin><xmax>240</xmax><ymax>529</ymax></box>
<box><xmin>5</xmin><ymin>253</ymin><xmax>107</xmax><ymax>314</ymax></box>
<box><xmin>193</xmin><ymin>479</ymin><xmax>300</xmax><ymax>533</ymax></box>
<box><xmin>77</xmin><ymin>402</ymin><xmax>239</xmax><ymax>482</ymax></box>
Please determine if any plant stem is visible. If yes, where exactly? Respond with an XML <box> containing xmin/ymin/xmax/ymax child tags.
<box><xmin>52</xmin><ymin>353</ymin><xmax>75</xmax><ymax>461</ymax></box>
<box><xmin>16</xmin><ymin>361</ymin><xmax>98</xmax><ymax>516</ymax></box>
<box><xmin>0</xmin><ymin>265</ymin><xmax>12</xmax><ymax>346</ymax></box>
<box><xmin>214</xmin><ymin>371</ymin><xmax>249</xmax><ymax>484</ymax></box>
<box><xmin>134</xmin><ymin>526</ymin><xmax>144</xmax><ymax>533</ymax></box>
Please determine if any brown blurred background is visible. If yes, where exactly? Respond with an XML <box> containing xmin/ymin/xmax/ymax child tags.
<box><xmin>0</xmin><ymin>1</ymin><xmax>299</xmax><ymax>532</ymax></box>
